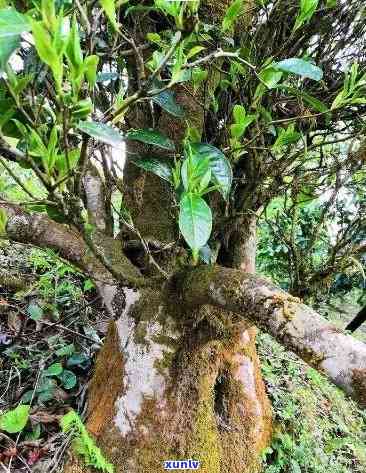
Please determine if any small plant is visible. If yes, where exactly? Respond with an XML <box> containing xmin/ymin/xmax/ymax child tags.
<box><xmin>21</xmin><ymin>360</ymin><xmax>79</xmax><ymax>405</ymax></box>
<box><xmin>0</xmin><ymin>404</ymin><xmax>30</xmax><ymax>434</ymax></box>
<box><xmin>60</xmin><ymin>410</ymin><xmax>114</xmax><ymax>473</ymax></box>
<box><xmin>259</xmin><ymin>332</ymin><xmax>366</xmax><ymax>473</ymax></box>
<box><xmin>27</xmin><ymin>248</ymin><xmax>84</xmax><ymax>309</ymax></box>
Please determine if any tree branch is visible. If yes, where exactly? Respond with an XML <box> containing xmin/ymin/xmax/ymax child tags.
<box><xmin>82</xmin><ymin>163</ymin><xmax>108</xmax><ymax>232</ymax></box>
<box><xmin>174</xmin><ymin>266</ymin><xmax>366</xmax><ymax>408</ymax></box>
<box><xmin>0</xmin><ymin>203</ymin><xmax>144</xmax><ymax>289</ymax></box>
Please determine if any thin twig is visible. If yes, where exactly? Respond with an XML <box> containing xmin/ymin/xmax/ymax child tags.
<box><xmin>40</xmin><ymin>320</ymin><xmax>101</xmax><ymax>344</ymax></box>
<box><xmin>183</xmin><ymin>49</ymin><xmax>269</xmax><ymax>88</ymax></box>
<box><xmin>75</xmin><ymin>0</ymin><xmax>91</xmax><ymax>34</ymax></box>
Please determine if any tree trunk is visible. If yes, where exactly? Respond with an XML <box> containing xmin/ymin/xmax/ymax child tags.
<box><xmin>63</xmin><ymin>165</ymin><xmax>272</xmax><ymax>472</ymax></box>
<box><xmin>64</xmin><ymin>281</ymin><xmax>271</xmax><ymax>473</ymax></box>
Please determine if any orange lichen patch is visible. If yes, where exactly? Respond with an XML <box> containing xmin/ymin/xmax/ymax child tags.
<box><xmin>218</xmin><ymin>325</ymin><xmax>273</xmax><ymax>473</ymax></box>
<box><xmin>351</xmin><ymin>368</ymin><xmax>366</xmax><ymax>408</ymax></box>
<box><xmin>86</xmin><ymin>322</ymin><xmax>125</xmax><ymax>437</ymax></box>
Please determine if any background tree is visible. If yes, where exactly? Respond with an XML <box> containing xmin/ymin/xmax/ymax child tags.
<box><xmin>0</xmin><ymin>1</ymin><xmax>366</xmax><ymax>472</ymax></box>
<box><xmin>258</xmin><ymin>172</ymin><xmax>365</xmax><ymax>301</ymax></box>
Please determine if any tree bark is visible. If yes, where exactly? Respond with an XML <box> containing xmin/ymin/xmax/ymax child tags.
<box><xmin>64</xmin><ymin>285</ymin><xmax>272</xmax><ymax>473</ymax></box>
<box><xmin>88</xmin><ymin>20</ymin><xmax>273</xmax><ymax>469</ymax></box>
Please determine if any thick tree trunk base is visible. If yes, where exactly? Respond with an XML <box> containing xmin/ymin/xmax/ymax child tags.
<box><xmin>64</xmin><ymin>289</ymin><xmax>272</xmax><ymax>473</ymax></box>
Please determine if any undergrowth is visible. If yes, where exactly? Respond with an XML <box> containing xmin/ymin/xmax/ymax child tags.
<box><xmin>258</xmin><ymin>332</ymin><xmax>366</xmax><ymax>473</ymax></box>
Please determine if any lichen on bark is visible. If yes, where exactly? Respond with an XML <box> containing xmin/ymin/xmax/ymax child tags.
<box><xmin>67</xmin><ymin>292</ymin><xmax>271</xmax><ymax>473</ymax></box>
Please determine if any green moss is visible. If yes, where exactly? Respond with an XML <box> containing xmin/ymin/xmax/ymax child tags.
<box><xmin>187</xmin><ymin>376</ymin><xmax>222</xmax><ymax>473</ymax></box>
<box><xmin>154</xmin><ymin>349</ymin><xmax>176</xmax><ymax>374</ymax></box>
<box><xmin>133</xmin><ymin>321</ymin><xmax>149</xmax><ymax>345</ymax></box>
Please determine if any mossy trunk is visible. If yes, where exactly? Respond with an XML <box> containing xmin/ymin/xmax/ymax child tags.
<box><xmin>64</xmin><ymin>285</ymin><xmax>272</xmax><ymax>473</ymax></box>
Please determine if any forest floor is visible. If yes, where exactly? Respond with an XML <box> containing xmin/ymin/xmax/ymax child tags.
<box><xmin>0</xmin><ymin>242</ymin><xmax>365</xmax><ymax>473</ymax></box>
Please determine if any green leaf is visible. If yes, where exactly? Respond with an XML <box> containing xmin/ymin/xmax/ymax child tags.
<box><xmin>37</xmin><ymin>376</ymin><xmax>56</xmax><ymax>394</ymax></box>
<box><xmin>0</xmin><ymin>8</ymin><xmax>30</xmax><ymax>71</ymax></box>
<box><xmin>191</xmin><ymin>68</ymin><xmax>208</xmax><ymax>89</ymax></box>
<box><xmin>55</xmin><ymin>149</ymin><xmax>80</xmax><ymax>177</ymax></box>
<box><xmin>230</xmin><ymin>116</ymin><xmax>256</xmax><ymax>139</ymax></box>
<box><xmin>55</xmin><ymin>343</ymin><xmax>75</xmax><ymax>357</ymax></box>
<box><xmin>0</xmin><ymin>405</ymin><xmax>30</xmax><ymax>434</ymax></box>
<box><xmin>60</xmin><ymin>410</ymin><xmax>114</xmax><ymax>473</ymax></box>
<box><xmin>154</xmin><ymin>0</ymin><xmax>183</xmax><ymax>21</ymax></box>
<box><xmin>66</xmin><ymin>352</ymin><xmax>90</xmax><ymax>370</ymax></box>
<box><xmin>199</xmin><ymin>168</ymin><xmax>212</xmax><ymax>192</ymax></box>
<box><xmin>274</xmin><ymin>58</ymin><xmax>323</xmax><ymax>81</ymax></box>
<box><xmin>0</xmin><ymin>101</ymin><xmax>16</xmax><ymax>130</ymax></box>
<box><xmin>0</xmin><ymin>35</ymin><xmax>19</xmax><ymax>72</ymax></box>
<box><xmin>25</xmin><ymin>423</ymin><xmax>41</xmax><ymax>441</ymax></box>
<box><xmin>130</xmin><ymin>156</ymin><xmax>173</xmax><ymax>183</ymax></box>
<box><xmin>20</xmin><ymin>391</ymin><xmax>33</xmax><ymax>404</ymax></box>
<box><xmin>307</xmin><ymin>101</ymin><xmax>331</xmax><ymax>124</ymax></box>
<box><xmin>100</xmin><ymin>0</ymin><xmax>118</xmax><ymax>31</ymax></box>
<box><xmin>126</xmin><ymin>129</ymin><xmax>175</xmax><ymax>151</ymax></box>
<box><xmin>58</xmin><ymin>369</ymin><xmax>77</xmax><ymax>389</ymax></box>
<box><xmin>179</xmin><ymin>193</ymin><xmax>212</xmax><ymax>253</ymax></box>
<box><xmin>233</xmin><ymin>105</ymin><xmax>246</xmax><ymax>123</ymax></box>
<box><xmin>146</xmin><ymin>32</ymin><xmax>161</xmax><ymax>44</ymax></box>
<box><xmin>0</xmin><ymin>208</ymin><xmax>7</xmax><ymax>235</ymax></box>
<box><xmin>186</xmin><ymin>45</ymin><xmax>205</xmax><ymax>60</ymax></box>
<box><xmin>181</xmin><ymin>147</ymin><xmax>210</xmax><ymax>192</ymax></box>
<box><xmin>46</xmin><ymin>205</ymin><xmax>67</xmax><ymax>223</ymax></box>
<box><xmin>41</xmin><ymin>0</ymin><xmax>57</xmax><ymax>31</ymax></box>
<box><xmin>44</xmin><ymin>362</ymin><xmax>63</xmax><ymax>376</ymax></box>
<box><xmin>30</xmin><ymin>21</ymin><xmax>56</xmax><ymax>65</ymax></box>
<box><xmin>0</xmin><ymin>8</ymin><xmax>30</xmax><ymax>36</ymax></box>
<box><xmin>152</xmin><ymin>90</ymin><xmax>185</xmax><ymax>118</ymax></box>
<box><xmin>294</xmin><ymin>0</ymin><xmax>319</xmax><ymax>31</ymax></box>
<box><xmin>83</xmin><ymin>279</ymin><xmax>95</xmax><ymax>292</ymax></box>
<box><xmin>279</xmin><ymin>86</ymin><xmax>328</xmax><ymax>113</ymax></box>
<box><xmin>259</xmin><ymin>67</ymin><xmax>283</xmax><ymax>89</ymax></box>
<box><xmin>27</xmin><ymin>303</ymin><xmax>44</xmax><ymax>321</ymax></box>
<box><xmin>190</xmin><ymin>143</ymin><xmax>232</xmax><ymax>200</ymax></box>
<box><xmin>30</xmin><ymin>19</ymin><xmax>63</xmax><ymax>87</ymax></box>
<box><xmin>84</xmin><ymin>55</ymin><xmax>99</xmax><ymax>88</ymax></box>
<box><xmin>272</xmin><ymin>125</ymin><xmax>301</xmax><ymax>150</ymax></box>
<box><xmin>77</xmin><ymin>121</ymin><xmax>124</xmax><ymax>148</ymax></box>
<box><xmin>37</xmin><ymin>389</ymin><xmax>55</xmax><ymax>403</ymax></box>
<box><xmin>66</xmin><ymin>16</ymin><xmax>83</xmax><ymax>69</ymax></box>
<box><xmin>171</xmin><ymin>39</ymin><xmax>185</xmax><ymax>84</ymax></box>
<box><xmin>222</xmin><ymin>0</ymin><xmax>243</xmax><ymax>32</ymax></box>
